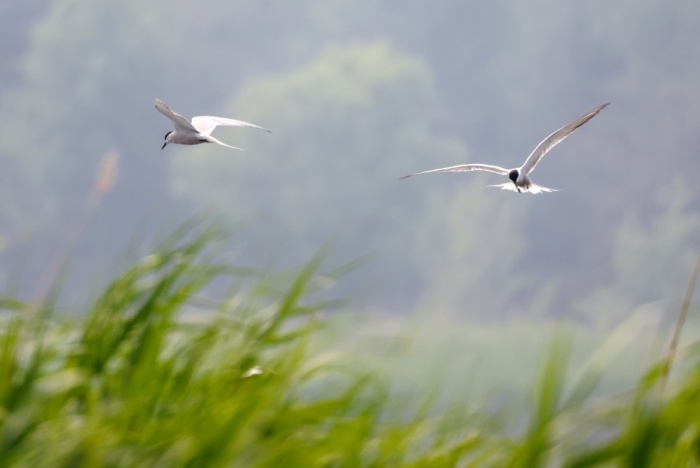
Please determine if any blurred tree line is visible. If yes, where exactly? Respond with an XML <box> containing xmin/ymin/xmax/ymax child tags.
<box><xmin>0</xmin><ymin>0</ymin><xmax>698</xmax><ymax>320</ymax></box>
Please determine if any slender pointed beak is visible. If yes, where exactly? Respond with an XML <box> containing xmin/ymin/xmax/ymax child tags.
<box><xmin>161</xmin><ymin>142</ymin><xmax>167</xmax><ymax>150</ymax></box>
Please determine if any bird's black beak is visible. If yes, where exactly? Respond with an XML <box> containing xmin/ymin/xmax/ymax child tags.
<box><xmin>161</xmin><ymin>142</ymin><xmax>167</xmax><ymax>150</ymax></box>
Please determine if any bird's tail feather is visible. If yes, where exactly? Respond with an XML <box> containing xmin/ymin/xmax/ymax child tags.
<box><xmin>207</xmin><ymin>135</ymin><xmax>245</xmax><ymax>151</ymax></box>
<box><xmin>487</xmin><ymin>183</ymin><xmax>558</xmax><ymax>194</ymax></box>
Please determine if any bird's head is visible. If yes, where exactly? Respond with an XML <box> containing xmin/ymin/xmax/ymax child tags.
<box><xmin>161</xmin><ymin>131</ymin><xmax>172</xmax><ymax>150</ymax></box>
<box><xmin>508</xmin><ymin>169</ymin><xmax>519</xmax><ymax>184</ymax></box>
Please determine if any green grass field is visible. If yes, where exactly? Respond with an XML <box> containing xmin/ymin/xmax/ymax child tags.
<box><xmin>2</xmin><ymin>224</ymin><xmax>699</xmax><ymax>467</ymax></box>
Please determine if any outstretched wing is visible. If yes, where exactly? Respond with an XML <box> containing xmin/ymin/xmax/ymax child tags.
<box><xmin>191</xmin><ymin>116</ymin><xmax>272</xmax><ymax>136</ymax></box>
<box><xmin>155</xmin><ymin>99</ymin><xmax>197</xmax><ymax>132</ymax></box>
<box><xmin>400</xmin><ymin>163</ymin><xmax>508</xmax><ymax>180</ymax></box>
<box><xmin>520</xmin><ymin>102</ymin><xmax>609</xmax><ymax>175</ymax></box>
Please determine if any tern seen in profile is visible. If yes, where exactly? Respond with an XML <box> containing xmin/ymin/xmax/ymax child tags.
<box><xmin>155</xmin><ymin>99</ymin><xmax>271</xmax><ymax>150</ymax></box>
<box><xmin>401</xmin><ymin>103</ymin><xmax>609</xmax><ymax>193</ymax></box>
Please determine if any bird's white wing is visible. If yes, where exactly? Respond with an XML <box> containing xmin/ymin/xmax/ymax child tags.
<box><xmin>400</xmin><ymin>163</ymin><xmax>508</xmax><ymax>179</ymax></box>
<box><xmin>155</xmin><ymin>99</ymin><xmax>197</xmax><ymax>132</ymax></box>
<box><xmin>191</xmin><ymin>116</ymin><xmax>271</xmax><ymax>136</ymax></box>
<box><xmin>520</xmin><ymin>102</ymin><xmax>609</xmax><ymax>175</ymax></box>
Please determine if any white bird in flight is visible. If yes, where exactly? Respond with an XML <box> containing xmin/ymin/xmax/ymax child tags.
<box><xmin>155</xmin><ymin>99</ymin><xmax>271</xmax><ymax>150</ymax></box>
<box><xmin>401</xmin><ymin>103</ymin><xmax>609</xmax><ymax>193</ymax></box>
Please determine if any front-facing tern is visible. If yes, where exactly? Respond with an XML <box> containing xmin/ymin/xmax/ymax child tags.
<box><xmin>155</xmin><ymin>99</ymin><xmax>271</xmax><ymax>150</ymax></box>
<box><xmin>401</xmin><ymin>103</ymin><xmax>609</xmax><ymax>193</ymax></box>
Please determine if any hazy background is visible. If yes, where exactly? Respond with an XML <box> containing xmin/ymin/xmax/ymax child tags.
<box><xmin>1</xmin><ymin>1</ymin><xmax>699</xmax><ymax>331</ymax></box>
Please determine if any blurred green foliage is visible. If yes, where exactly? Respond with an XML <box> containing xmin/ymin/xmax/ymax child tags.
<box><xmin>1</xmin><ymin>226</ymin><xmax>700</xmax><ymax>466</ymax></box>
<box><xmin>1</xmin><ymin>2</ymin><xmax>700</xmax><ymax>463</ymax></box>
